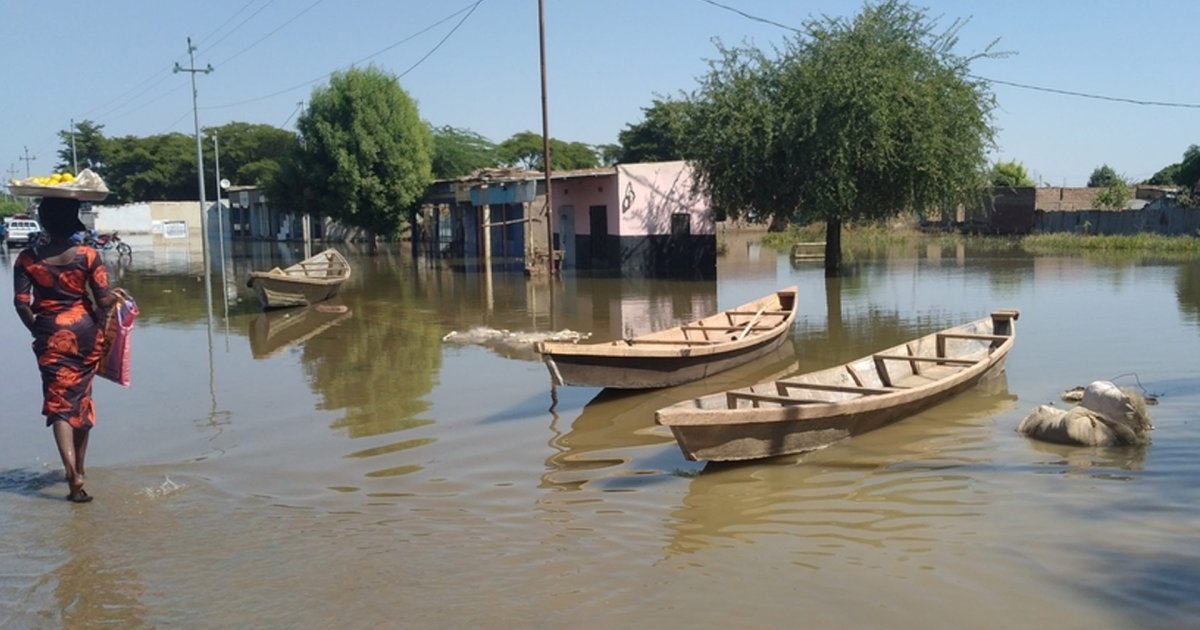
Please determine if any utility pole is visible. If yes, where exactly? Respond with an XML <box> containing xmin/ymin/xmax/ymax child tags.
<box><xmin>537</xmin><ymin>0</ymin><xmax>555</xmax><ymax>277</ymax></box>
<box><xmin>69</xmin><ymin>118</ymin><xmax>78</xmax><ymax>173</ymax></box>
<box><xmin>174</xmin><ymin>37</ymin><xmax>215</xmax><ymax>339</ymax></box>
<box><xmin>19</xmin><ymin>146</ymin><xmax>36</xmax><ymax>178</ymax></box>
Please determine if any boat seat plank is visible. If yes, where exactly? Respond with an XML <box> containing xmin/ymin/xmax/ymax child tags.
<box><xmin>775</xmin><ymin>381</ymin><xmax>901</xmax><ymax>395</ymax></box>
<box><xmin>624</xmin><ymin>339</ymin><xmax>722</xmax><ymax>345</ymax></box>
<box><xmin>680</xmin><ymin>324</ymin><xmax>777</xmax><ymax>332</ymax></box>
<box><xmin>936</xmin><ymin>333</ymin><xmax>1009</xmax><ymax>342</ymax></box>
<box><xmin>726</xmin><ymin>391</ymin><xmax>828</xmax><ymax>408</ymax></box>
<box><xmin>873</xmin><ymin>354</ymin><xmax>980</xmax><ymax>366</ymax></box>
<box><xmin>725</xmin><ymin>310</ymin><xmax>791</xmax><ymax>316</ymax></box>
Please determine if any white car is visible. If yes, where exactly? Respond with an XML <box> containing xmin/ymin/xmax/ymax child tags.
<box><xmin>5</xmin><ymin>219</ymin><xmax>42</xmax><ymax>247</ymax></box>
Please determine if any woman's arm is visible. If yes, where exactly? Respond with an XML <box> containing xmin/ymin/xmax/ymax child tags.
<box><xmin>12</xmin><ymin>253</ymin><xmax>36</xmax><ymax>334</ymax></box>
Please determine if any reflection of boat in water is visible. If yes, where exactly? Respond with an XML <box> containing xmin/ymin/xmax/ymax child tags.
<box><xmin>541</xmin><ymin>340</ymin><xmax>800</xmax><ymax>491</ymax></box>
<box><xmin>656</xmin><ymin>309</ymin><xmax>1019</xmax><ymax>462</ymax></box>
<box><xmin>536</xmin><ymin>286</ymin><xmax>798</xmax><ymax>389</ymax></box>
<box><xmin>246</xmin><ymin>248</ymin><xmax>351</xmax><ymax>309</ymax></box>
<box><xmin>249</xmin><ymin>303</ymin><xmax>353</xmax><ymax>359</ymax></box>
<box><xmin>664</xmin><ymin>372</ymin><xmax>1019</xmax><ymax>557</ymax></box>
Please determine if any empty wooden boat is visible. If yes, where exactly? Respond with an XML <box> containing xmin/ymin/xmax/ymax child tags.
<box><xmin>535</xmin><ymin>286</ymin><xmax>799</xmax><ymax>389</ymax></box>
<box><xmin>655</xmin><ymin>309</ymin><xmax>1019</xmax><ymax>462</ymax></box>
<box><xmin>247</xmin><ymin>248</ymin><xmax>351</xmax><ymax>310</ymax></box>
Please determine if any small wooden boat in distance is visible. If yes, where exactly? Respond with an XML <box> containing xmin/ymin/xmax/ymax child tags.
<box><xmin>247</xmin><ymin>248</ymin><xmax>351</xmax><ymax>310</ymax></box>
<box><xmin>655</xmin><ymin>309</ymin><xmax>1020</xmax><ymax>462</ymax></box>
<box><xmin>535</xmin><ymin>286</ymin><xmax>799</xmax><ymax>389</ymax></box>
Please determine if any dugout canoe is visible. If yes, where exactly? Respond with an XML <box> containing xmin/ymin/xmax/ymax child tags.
<box><xmin>655</xmin><ymin>309</ymin><xmax>1020</xmax><ymax>462</ymax></box>
<box><xmin>247</xmin><ymin>248</ymin><xmax>351</xmax><ymax>310</ymax></box>
<box><xmin>535</xmin><ymin>286</ymin><xmax>799</xmax><ymax>389</ymax></box>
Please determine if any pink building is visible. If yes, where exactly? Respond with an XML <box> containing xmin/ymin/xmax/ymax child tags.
<box><xmin>549</xmin><ymin>161</ymin><xmax>714</xmax><ymax>276</ymax></box>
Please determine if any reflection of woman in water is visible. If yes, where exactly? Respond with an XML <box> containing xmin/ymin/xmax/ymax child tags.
<box><xmin>12</xmin><ymin>197</ymin><xmax>114</xmax><ymax>503</ymax></box>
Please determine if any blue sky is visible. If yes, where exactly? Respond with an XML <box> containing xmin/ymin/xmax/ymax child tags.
<box><xmin>3</xmin><ymin>0</ymin><xmax>1198</xmax><ymax>188</ymax></box>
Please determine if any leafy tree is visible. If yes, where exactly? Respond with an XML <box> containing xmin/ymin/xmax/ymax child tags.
<box><xmin>1092</xmin><ymin>177</ymin><xmax>1130</xmax><ymax>210</ymax></box>
<box><xmin>684</xmin><ymin>0</ymin><xmax>997</xmax><ymax>274</ymax></box>
<box><xmin>1177</xmin><ymin>144</ymin><xmax>1200</xmax><ymax>191</ymax></box>
<box><xmin>204</xmin><ymin>122</ymin><xmax>295</xmax><ymax>187</ymax></box>
<box><xmin>595</xmin><ymin>143</ymin><xmax>622</xmax><ymax>166</ymax></box>
<box><xmin>104</xmin><ymin>133</ymin><xmax>198</xmax><ymax>202</ymax></box>
<box><xmin>55</xmin><ymin>119</ymin><xmax>107</xmax><ymax>173</ymax></box>
<box><xmin>284</xmin><ymin>66</ymin><xmax>433</xmax><ymax>243</ymax></box>
<box><xmin>1088</xmin><ymin>164</ymin><xmax>1119</xmax><ymax>187</ymax></box>
<box><xmin>430</xmin><ymin>125</ymin><xmax>497</xmax><ymax>179</ymax></box>
<box><xmin>989</xmin><ymin>160</ymin><xmax>1033</xmax><ymax>187</ymax></box>
<box><xmin>617</xmin><ymin>98</ymin><xmax>691</xmax><ymax>163</ymax></box>
<box><xmin>1146</xmin><ymin>163</ymin><xmax>1181</xmax><ymax>186</ymax></box>
<box><xmin>496</xmin><ymin>131</ymin><xmax>599</xmax><ymax>171</ymax></box>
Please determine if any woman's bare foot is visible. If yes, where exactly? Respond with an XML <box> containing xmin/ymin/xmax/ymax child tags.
<box><xmin>67</xmin><ymin>475</ymin><xmax>92</xmax><ymax>503</ymax></box>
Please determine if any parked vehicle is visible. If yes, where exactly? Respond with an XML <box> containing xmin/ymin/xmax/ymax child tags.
<box><xmin>5</xmin><ymin>219</ymin><xmax>42</xmax><ymax>247</ymax></box>
<box><xmin>85</xmin><ymin>230</ymin><xmax>132</xmax><ymax>256</ymax></box>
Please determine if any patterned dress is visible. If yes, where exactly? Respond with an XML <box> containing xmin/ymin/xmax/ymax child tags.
<box><xmin>13</xmin><ymin>246</ymin><xmax>111</xmax><ymax>428</ymax></box>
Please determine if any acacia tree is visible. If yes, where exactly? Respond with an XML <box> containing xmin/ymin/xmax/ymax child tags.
<box><xmin>617</xmin><ymin>98</ymin><xmax>691</xmax><ymax>163</ymax></box>
<box><xmin>684</xmin><ymin>0</ymin><xmax>997</xmax><ymax>274</ymax></box>
<box><xmin>430</xmin><ymin>125</ymin><xmax>497</xmax><ymax>179</ymax></box>
<box><xmin>286</xmin><ymin>65</ymin><xmax>432</xmax><ymax>244</ymax></box>
<box><xmin>1088</xmin><ymin>164</ymin><xmax>1119</xmax><ymax>188</ymax></box>
<box><xmin>990</xmin><ymin>160</ymin><xmax>1034</xmax><ymax>187</ymax></box>
<box><xmin>496</xmin><ymin>131</ymin><xmax>598</xmax><ymax>170</ymax></box>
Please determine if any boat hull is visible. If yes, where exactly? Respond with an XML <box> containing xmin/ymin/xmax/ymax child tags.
<box><xmin>656</xmin><ymin>310</ymin><xmax>1019</xmax><ymax>461</ymax></box>
<box><xmin>247</xmin><ymin>248</ymin><xmax>351</xmax><ymax>310</ymax></box>
<box><xmin>544</xmin><ymin>331</ymin><xmax>792</xmax><ymax>389</ymax></box>
<box><xmin>537</xmin><ymin>287</ymin><xmax>799</xmax><ymax>389</ymax></box>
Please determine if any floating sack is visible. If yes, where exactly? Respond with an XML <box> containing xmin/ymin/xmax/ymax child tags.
<box><xmin>1017</xmin><ymin>380</ymin><xmax>1152</xmax><ymax>446</ymax></box>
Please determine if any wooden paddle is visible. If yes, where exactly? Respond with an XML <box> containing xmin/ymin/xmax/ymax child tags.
<box><xmin>735</xmin><ymin>306</ymin><xmax>767</xmax><ymax>340</ymax></box>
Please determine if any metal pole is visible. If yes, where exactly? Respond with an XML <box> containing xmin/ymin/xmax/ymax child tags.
<box><xmin>174</xmin><ymin>37</ymin><xmax>214</xmax><ymax>329</ymax></box>
<box><xmin>538</xmin><ymin>0</ymin><xmax>555</xmax><ymax>277</ymax></box>
<box><xmin>19</xmin><ymin>146</ymin><xmax>36</xmax><ymax>178</ymax></box>
<box><xmin>214</xmin><ymin>133</ymin><xmax>229</xmax><ymax>321</ymax></box>
<box><xmin>70</xmin><ymin>118</ymin><xmax>78</xmax><ymax>173</ymax></box>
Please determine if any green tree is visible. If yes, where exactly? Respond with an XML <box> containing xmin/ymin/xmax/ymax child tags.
<box><xmin>1146</xmin><ymin>162</ymin><xmax>1181</xmax><ymax>186</ymax></box>
<box><xmin>430</xmin><ymin>125</ymin><xmax>497</xmax><ymax>179</ymax></box>
<box><xmin>1088</xmin><ymin>164</ymin><xmax>1119</xmax><ymax>187</ymax></box>
<box><xmin>497</xmin><ymin>131</ymin><xmax>599</xmax><ymax>171</ymax></box>
<box><xmin>286</xmin><ymin>66</ymin><xmax>433</xmax><ymax>243</ymax></box>
<box><xmin>617</xmin><ymin>98</ymin><xmax>691</xmax><ymax>163</ymax></box>
<box><xmin>1177</xmin><ymin>144</ymin><xmax>1200</xmax><ymax>191</ymax></box>
<box><xmin>595</xmin><ymin>143</ymin><xmax>622</xmax><ymax>166</ymax></box>
<box><xmin>55</xmin><ymin>119</ymin><xmax>107</xmax><ymax>173</ymax></box>
<box><xmin>205</xmin><ymin>122</ymin><xmax>295</xmax><ymax>187</ymax></box>
<box><xmin>989</xmin><ymin>160</ymin><xmax>1033</xmax><ymax>187</ymax></box>
<box><xmin>104</xmin><ymin>133</ymin><xmax>198</xmax><ymax>202</ymax></box>
<box><xmin>1092</xmin><ymin>177</ymin><xmax>1131</xmax><ymax>210</ymax></box>
<box><xmin>684</xmin><ymin>0</ymin><xmax>997</xmax><ymax>274</ymax></box>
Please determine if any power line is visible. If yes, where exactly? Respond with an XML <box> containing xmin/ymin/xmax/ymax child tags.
<box><xmin>978</xmin><ymin>76</ymin><xmax>1200</xmax><ymax>109</ymax></box>
<box><xmin>205</xmin><ymin>0</ymin><xmax>485</xmax><ymax>110</ymax></box>
<box><xmin>213</xmin><ymin>0</ymin><xmax>326</xmax><ymax>68</ymax></box>
<box><xmin>697</xmin><ymin>0</ymin><xmax>1200</xmax><ymax>110</ymax></box>
<box><xmin>197</xmin><ymin>0</ymin><xmax>277</xmax><ymax>56</ymax></box>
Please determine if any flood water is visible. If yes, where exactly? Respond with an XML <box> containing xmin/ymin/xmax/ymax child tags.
<box><xmin>2</xmin><ymin>233</ymin><xmax>1200</xmax><ymax>628</ymax></box>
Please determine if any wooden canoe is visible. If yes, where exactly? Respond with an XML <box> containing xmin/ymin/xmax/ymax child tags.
<box><xmin>535</xmin><ymin>286</ymin><xmax>799</xmax><ymax>389</ymax></box>
<box><xmin>655</xmin><ymin>309</ymin><xmax>1020</xmax><ymax>462</ymax></box>
<box><xmin>247</xmin><ymin>248</ymin><xmax>351</xmax><ymax>310</ymax></box>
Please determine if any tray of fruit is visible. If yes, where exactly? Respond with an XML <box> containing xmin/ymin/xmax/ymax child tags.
<box><xmin>7</xmin><ymin>168</ymin><xmax>110</xmax><ymax>201</ymax></box>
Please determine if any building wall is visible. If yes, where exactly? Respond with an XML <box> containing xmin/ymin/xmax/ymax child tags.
<box><xmin>551</xmin><ymin>175</ymin><xmax>615</xmax><ymax>236</ymax></box>
<box><xmin>616</xmin><ymin>161</ymin><xmax>713</xmax><ymax>236</ymax></box>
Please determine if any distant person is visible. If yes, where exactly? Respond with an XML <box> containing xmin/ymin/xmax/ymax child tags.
<box><xmin>12</xmin><ymin>197</ymin><xmax>114</xmax><ymax>503</ymax></box>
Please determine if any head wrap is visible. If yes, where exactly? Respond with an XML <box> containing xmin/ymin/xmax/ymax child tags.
<box><xmin>36</xmin><ymin>197</ymin><xmax>86</xmax><ymax>238</ymax></box>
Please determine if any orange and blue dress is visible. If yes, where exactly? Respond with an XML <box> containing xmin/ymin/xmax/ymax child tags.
<box><xmin>13</xmin><ymin>246</ymin><xmax>111</xmax><ymax>428</ymax></box>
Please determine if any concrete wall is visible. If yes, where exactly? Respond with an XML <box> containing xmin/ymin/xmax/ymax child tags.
<box><xmin>616</xmin><ymin>161</ymin><xmax>713</xmax><ymax>236</ymax></box>
<box><xmin>1036</xmin><ymin>207</ymin><xmax>1200</xmax><ymax>236</ymax></box>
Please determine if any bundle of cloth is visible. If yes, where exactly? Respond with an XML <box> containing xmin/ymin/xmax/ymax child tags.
<box><xmin>1017</xmin><ymin>380</ymin><xmax>1153</xmax><ymax>446</ymax></box>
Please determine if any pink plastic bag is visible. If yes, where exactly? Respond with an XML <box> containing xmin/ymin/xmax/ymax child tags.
<box><xmin>98</xmin><ymin>288</ymin><xmax>139</xmax><ymax>387</ymax></box>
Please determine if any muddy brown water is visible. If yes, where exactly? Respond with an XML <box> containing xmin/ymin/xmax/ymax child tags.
<box><xmin>2</xmin><ymin>236</ymin><xmax>1199</xmax><ymax>628</ymax></box>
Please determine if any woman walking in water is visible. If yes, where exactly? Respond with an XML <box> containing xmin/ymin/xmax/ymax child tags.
<box><xmin>13</xmin><ymin>197</ymin><xmax>114</xmax><ymax>503</ymax></box>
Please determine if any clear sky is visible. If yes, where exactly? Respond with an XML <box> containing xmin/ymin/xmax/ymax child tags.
<box><xmin>3</xmin><ymin>0</ymin><xmax>1198</xmax><ymax>189</ymax></box>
